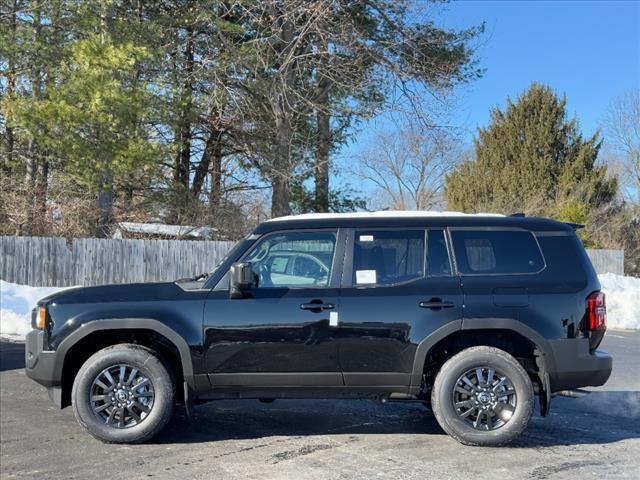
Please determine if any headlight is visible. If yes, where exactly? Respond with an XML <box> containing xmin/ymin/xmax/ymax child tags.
<box><xmin>31</xmin><ymin>306</ymin><xmax>48</xmax><ymax>330</ymax></box>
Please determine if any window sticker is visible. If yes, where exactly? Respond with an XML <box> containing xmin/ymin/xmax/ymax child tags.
<box><xmin>359</xmin><ymin>235</ymin><xmax>374</xmax><ymax>242</ymax></box>
<box><xmin>355</xmin><ymin>269</ymin><xmax>377</xmax><ymax>284</ymax></box>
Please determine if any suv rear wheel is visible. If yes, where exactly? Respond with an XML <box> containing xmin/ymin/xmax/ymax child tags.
<box><xmin>71</xmin><ymin>344</ymin><xmax>175</xmax><ymax>443</ymax></box>
<box><xmin>431</xmin><ymin>346</ymin><xmax>534</xmax><ymax>446</ymax></box>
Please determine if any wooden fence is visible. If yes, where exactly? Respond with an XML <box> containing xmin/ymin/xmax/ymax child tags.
<box><xmin>0</xmin><ymin>236</ymin><xmax>234</xmax><ymax>286</ymax></box>
<box><xmin>0</xmin><ymin>236</ymin><xmax>625</xmax><ymax>287</ymax></box>
<box><xmin>585</xmin><ymin>248</ymin><xmax>625</xmax><ymax>276</ymax></box>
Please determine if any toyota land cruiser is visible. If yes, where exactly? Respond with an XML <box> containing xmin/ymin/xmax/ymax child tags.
<box><xmin>25</xmin><ymin>212</ymin><xmax>612</xmax><ymax>445</ymax></box>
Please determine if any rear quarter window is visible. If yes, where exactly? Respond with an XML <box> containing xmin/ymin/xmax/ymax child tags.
<box><xmin>451</xmin><ymin>229</ymin><xmax>545</xmax><ymax>275</ymax></box>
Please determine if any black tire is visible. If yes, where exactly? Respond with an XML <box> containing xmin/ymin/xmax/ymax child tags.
<box><xmin>431</xmin><ymin>346</ymin><xmax>534</xmax><ymax>446</ymax></box>
<box><xmin>72</xmin><ymin>344</ymin><xmax>175</xmax><ymax>444</ymax></box>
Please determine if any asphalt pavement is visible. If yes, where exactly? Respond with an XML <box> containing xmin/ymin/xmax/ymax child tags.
<box><xmin>1</xmin><ymin>331</ymin><xmax>639</xmax><ymax>479</ymax></box>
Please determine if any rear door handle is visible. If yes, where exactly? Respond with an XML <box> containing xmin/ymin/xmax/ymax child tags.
<box><xmin>300</xmin><ymin>302</ymin><xmax>335</xmax><ymax>311</ymax></box>
<box><xmin>419</xmin><ymin>299</ymin><xmax>455</xmax><ymax>310</ymax></box>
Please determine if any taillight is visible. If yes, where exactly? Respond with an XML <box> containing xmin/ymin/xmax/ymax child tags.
<box><xmin>586</xmin><ymin>292</ymin><xmax>606</xmax><ymax>331</ymax></box>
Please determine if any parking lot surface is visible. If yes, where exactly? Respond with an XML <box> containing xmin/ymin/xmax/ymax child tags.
<box><xmin>1</xmin><ymin>331</ymin><xmax>639</xmax><ymax>479</ymax></box>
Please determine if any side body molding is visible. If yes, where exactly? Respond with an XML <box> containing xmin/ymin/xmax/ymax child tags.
<box><xmin>53</xmin><ymin>319</ymin><xmax>195</xmax><ymax>388</ymax></box>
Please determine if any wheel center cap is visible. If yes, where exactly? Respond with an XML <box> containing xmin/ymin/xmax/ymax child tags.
<box><xmin>115</xmin><ymin>390</ymin><xmax>128</xmax><ymax>402</ymax></box>
<box><xmin>477</xmin><ymin>392</ymin><xmax>491</xmax><ymax>404</ymax></box>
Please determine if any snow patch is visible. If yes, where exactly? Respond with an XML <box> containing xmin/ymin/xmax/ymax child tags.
<box><xmin>0</xmin><ymin>281</ymin><xmax>72</xmax><ymax>341</ymax></box>
<box><xmin>115</xmin><ymin>222</ymin><xmax>218</xmax><ymax>240</ymax></box>
<box><xmin>598</xmin><ymin>273</ymin><xmax>640</xmax><ymax>330</ymax></box>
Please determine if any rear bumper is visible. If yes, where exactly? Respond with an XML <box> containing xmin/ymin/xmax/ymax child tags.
<box><xmin>546</xmin><ymin>338</ymin><xmax>612</xmax><ymax>392</ymax></box>
<box><xmin>25</xmin><ymin>330</ymin><xmax>59</xmax><ymax>389</ymax></box>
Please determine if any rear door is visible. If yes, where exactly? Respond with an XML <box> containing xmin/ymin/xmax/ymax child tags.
<box><xmin>335</xmin><ymin>228</ymin><xmax>463</xmax><ymax>389</ymax></box>
<box><xmin>448</xmin><ymin>227</ymin><xmax>548</xmax><ymax>333</ymax></box>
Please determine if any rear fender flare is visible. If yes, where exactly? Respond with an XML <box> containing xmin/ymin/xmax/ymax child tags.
<box><xmin>410</xmin><ymin>318</ymin><xmax>554</xmax><ymax>392</ymax></box>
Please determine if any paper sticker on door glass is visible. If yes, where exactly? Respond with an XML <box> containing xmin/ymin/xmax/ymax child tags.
<box><xmin>356</xmin><ymin>269</ymin><xmax>377</xmax><ymax>284</ymax></box>
<box><xmin>359</xmin><ymin>235</ymin><xmax>374</xmax><ymax>242</ymax></box>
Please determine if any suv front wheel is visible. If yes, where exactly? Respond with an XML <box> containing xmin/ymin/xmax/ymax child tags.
<box><xmin>71</xmin><ymin>344</ymin><xmax>175</xmax><ymax>443</ymax></box>
<box><xmin>431</xmin><ymin>346</ymin><xmax>534</xmax><ymax>446</ymax></box>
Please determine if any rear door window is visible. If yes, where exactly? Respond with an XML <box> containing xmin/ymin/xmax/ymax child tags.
<box><xmin>352</xmin><ymin>230</ymin><xmax>425</xmax><ymax>286</ymax></box>
<box><xmin>426</xmin><ymin>229</ymin><xmax>451</xmax><ymax>276</ymax></box>
<box><xmin>451</xmin><ymin>229</ymin><xmax>545</xmax><ymax>275</ymax></box>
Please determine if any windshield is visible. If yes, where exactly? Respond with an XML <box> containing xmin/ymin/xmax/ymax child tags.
<box><xmin>209</xmin><ymin>236</ymin><xmax>255</xmax><ymax>278</ymax></box>
<box><xmin>175</xmin><ymin>235</ymin><xmax>255</xmax><ymax>284</ymax></box>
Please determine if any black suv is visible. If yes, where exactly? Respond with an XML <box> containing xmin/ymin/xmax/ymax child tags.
<box><xmin>25</xmin><ymin>212</ymin><xmax>612</xmax><ymax>446</ymax></box>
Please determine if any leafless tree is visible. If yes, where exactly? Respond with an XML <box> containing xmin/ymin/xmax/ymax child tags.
<box><xmin>603</xmin><ymin>89</ymin><xmax>640</xmax><ymax>204</ymax></box>
<box><xmin>353</xmin><ymin>116</ymin><xmax>461</xmax><ymax>210</ymax></box>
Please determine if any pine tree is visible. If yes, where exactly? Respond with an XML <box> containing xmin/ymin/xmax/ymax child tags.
<box><xmin>446</xmin><ymin>84</ymin><xmax>617</xmax><ymax>225</ymax></box>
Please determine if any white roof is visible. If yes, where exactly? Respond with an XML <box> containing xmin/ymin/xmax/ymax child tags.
<box><xmin>268</xmin><ymin>210</ymin><xmax>505</xmax><ymax>222</ymax></box>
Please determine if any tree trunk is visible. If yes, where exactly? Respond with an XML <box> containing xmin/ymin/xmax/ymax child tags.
<box><xmin>35</xmin><ymin>160</ymin><xmax>49</xmax><ymax>233</ymax></box>
<box><xmin>315</xmin><ymin>101</ymin><xmax>331</xmax><ymax>213</ymax></box>
<box><xmin>271</xmin><ymin>174</ymin><xmax>291</xmax><ymax>218</ymax></box>
<box><xmin>173</xmin><ymin>26</ymin><xmax>195</xmax><ymax>189</ymax></box>
<box><xmin>271</xmin><ymin>113</ymin><xmax>292</xmax><ymax>217</ymax></box>
<box><xmin>314</xmin><ymin>33</ymin><xmax>331</xmax><ymax>213</ymax></box>
<box><xmin>192</xmin><ymin>127</ymin><xmax>222</xmax><ymax>198</ymax></box>
<box><xmin>3</xmin><ymin>0</ymin><xmax>18</xmax><ymax>173</ymax></box>
<box><xmin>96</xmin><ymin>167</ymin><xmax>114</xmax><ymax>238</ymax></box>
<box><xmin>25</xmin><ymin>1</ymin><xmax>43</xmax><ymax>189</ymax></box>
<box><xmin>208</xmin><ymin>139</ymin><xmax>223</xmax><ymax>220</ymax></box>
<box><xmin>270</xmin><ymin>13</ymin><xmax>294</xmax><ymax>218</ymax></box>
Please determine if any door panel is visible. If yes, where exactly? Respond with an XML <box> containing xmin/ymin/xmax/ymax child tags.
<box><xmin>203</xmin><ymin>229</ymin><xmax>344</xmax><ymax>387</ymax></box>
<box><xmin>336</xmin><ymin>228</ymin><xmax>463</xmax><ymax>387</ymax></box>
<box><xmin>204</xmin><ymin>288</ymin><xmax>342</xmax><ymax>385</ymax></box>
<box><xmin>450</xmin><ymin>230</ymin><xmax>579</xmax><ymax>341</ymax></box>
<box><xmin>337</xmin><ymin>278</ymin><xmax>463</xmax><ymax>386</ymax></box>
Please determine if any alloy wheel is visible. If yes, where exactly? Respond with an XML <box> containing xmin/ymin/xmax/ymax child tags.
<box><xmin>89</xmin><ymin>364</ymin><xmax>155</xmax><ymax>428</ymax></box>
<box><xmin>452</xmin><ymin>366</ymin><xmax>517</xmax><ymax>431</ymax></box>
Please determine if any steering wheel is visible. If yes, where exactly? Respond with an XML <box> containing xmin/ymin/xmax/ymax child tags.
<box><xmin>257</xmin><ymin>262</ymin><xmax>273</xmax><ymax>288</ymax></box>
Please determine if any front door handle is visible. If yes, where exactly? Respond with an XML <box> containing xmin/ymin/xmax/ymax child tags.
<box><xmin>300</xmin><ymin>301</ymin><xmax>335</xmax><ymax>312</ymax></box>
<box><xmin>419</xmin><ymin>298</ymin><xmax>455</xmax><ymax>310</ymax></box>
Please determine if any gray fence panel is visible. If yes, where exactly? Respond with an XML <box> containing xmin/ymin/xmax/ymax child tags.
<box><xmin>0</xmin><ymin>236</ymin><xmax>625</xmax><ymax>286</ymax></box>
<box><xmin>586</xmin><ymin>249</ymin><xmax>625</xmax><ymax>276</ymax></box>
<box><xmin>0</xmin><ymin>236</ymin><xmax>74</xmax><ymax>286</ymax></box>
<box><xmin>0</xmin><ymin>236</ymin><xmax>234</xmax><ymax>287</ymax></box>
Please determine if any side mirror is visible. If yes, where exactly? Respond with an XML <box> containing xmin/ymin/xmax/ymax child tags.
<box><xmin>230</xmin><ymin>262</ymin><xmax>253</xmax><ymax>299</ymax></box>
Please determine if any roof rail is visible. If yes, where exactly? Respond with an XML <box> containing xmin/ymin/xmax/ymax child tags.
<box><xmin>509</xmin><ymin>212</ymin><xmax>525</xmax><ymax>217</ymax></box>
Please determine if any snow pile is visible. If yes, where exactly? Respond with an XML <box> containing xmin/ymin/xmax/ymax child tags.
<box><xmin>598</xmin><ymin>273</ymin><xmax>640</xmax><ymax>330</ymax></box>
<box><xmin>1</xmin><ymin>273</ymin><xmax>638</xmax><ymax>341</ymax></box>
<box><xmin>0</xmin><ymin>281</ymin><xmax>70</xmax><ymax>341</ymax></box>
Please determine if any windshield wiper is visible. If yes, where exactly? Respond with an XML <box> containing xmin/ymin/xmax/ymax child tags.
<box><xmin>176</xmin><ymin>272</ymin><xmax>210</xmax><ymax>283</ymax></box>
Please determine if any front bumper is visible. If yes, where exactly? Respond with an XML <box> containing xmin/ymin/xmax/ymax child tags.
<box><xmin>546</xmin><ymin>338</ymin><xmax>612</xmax><ymax>392</ymax></box>
<box><xmin>25</xmin><ymin>330</ymin><xmax>59</xmax><ymax>389</ymax></box>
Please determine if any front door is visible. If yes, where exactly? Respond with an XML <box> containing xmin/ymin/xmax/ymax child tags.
<box><xmin>203</xmin><ymin>229</ymin><xmax>345</xmax><ymax>387</ymax></box>
<box><xmin>335</xmin><ymin>228</ymin><xmax>463</xmax><ymax>388</ymax></box>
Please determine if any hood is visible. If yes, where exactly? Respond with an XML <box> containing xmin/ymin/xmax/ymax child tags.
<box><xmin>38</xmin><ymin>282</ymin><xmax>182</xmax><ymax>306</ymax></box>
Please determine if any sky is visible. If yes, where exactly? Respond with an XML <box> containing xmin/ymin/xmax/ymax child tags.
<box><xmin>442</xmin><ymin>0</ymin><xmax>640</xmax><ymax>141</ymax></box>
<box><xmin>336</xmin><ymin>0</ymin><xmax>640</xmax><ymax>198</ymax></box>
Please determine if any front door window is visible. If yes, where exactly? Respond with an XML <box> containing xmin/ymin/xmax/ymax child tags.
<box><xmin>243</xmin><ymin>231</ymin><xmax>337</xmax><ymax>288</ymax></box>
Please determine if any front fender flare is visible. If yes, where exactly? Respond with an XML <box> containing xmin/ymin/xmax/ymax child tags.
<box><xmin>54</xmin><ymin>318</ymin><xmax>195</xmax><ymax>388</ymax></box>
